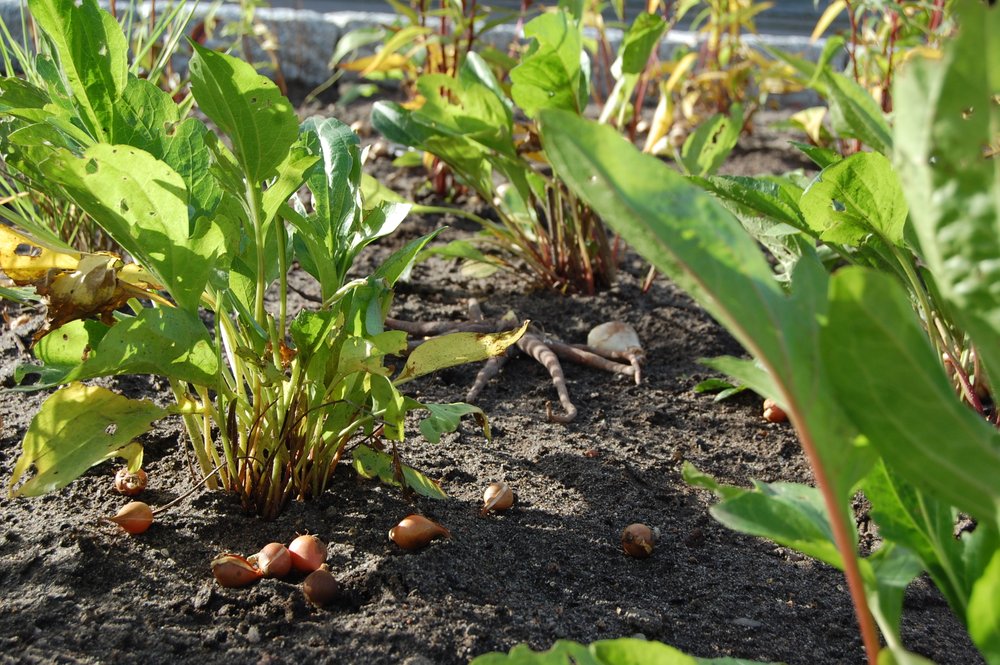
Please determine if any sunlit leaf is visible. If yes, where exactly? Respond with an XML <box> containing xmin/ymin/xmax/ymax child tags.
<box><xmin>8</xmin><ymin>383</ymin><xmax>165</xmax><ymax>497</ymax></box>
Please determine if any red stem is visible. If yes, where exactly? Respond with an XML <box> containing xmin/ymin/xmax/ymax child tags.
<box><xmin>787</xmin><ymin>400</ymin><xmax>881</xmax><ymax>663</ymax></box>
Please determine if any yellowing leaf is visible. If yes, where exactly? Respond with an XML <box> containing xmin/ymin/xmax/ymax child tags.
<box><xmin>394</xmin><ymin>320</ymin><xmax>529</xmax><ymax>385</ymax></box>
<box><xmin>8</xmin><ymin>383</ymin><xmax>166</xmax><ymax>497</ymax></box>
<box><xmin>0</xmin><ymin>224</ymin><xmax>80</xmax><ymax>283</ymax></box>
<box><xmin>340</xmin><ymin>53</ymin><xmax>412</xmax><ymax>74</ymax></box>
<box><xmin>0</xmin><ymin>223</ymin><xmax>166</xmax><ymax>341</ymax></box>
<box><xmin>811</xmin><ymin>0</ymin><xmax>846</xmax><ymax>43</ymax></box>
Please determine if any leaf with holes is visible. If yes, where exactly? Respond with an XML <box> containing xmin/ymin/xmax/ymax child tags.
<box><xmin>40</xmin><ymin>144</ymin><xmax>225</xmax><ymax>311</ymax></box>
<box><xmin>8</xmin><ymin>383</ymin><xmax>166</xmax><ymax>497</ymax></box>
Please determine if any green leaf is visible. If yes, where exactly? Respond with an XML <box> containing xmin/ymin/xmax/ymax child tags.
<box><xmin>23</xmin><ymin>309</ymin><xmax>217</xmax><ymax>387</ymax></box>
<box><xmin>374</xmin><ymin>228</ymin><xmax>441</xmax><ymax>287</ymax></box>
<box><xmin>679</xmin><ymin>105</ymin><xmax>743</xmax><ymax>177</ymax></box>
<box><xmin>72</xmin><ymin>307</ymin><xmax>218</xmax><ymax>385</ymax></box>
<box><xmin>823</xmin><ymin>267</ymin><xmax>1000</xmax><ymax>525</ymax></box>
<box><xmin>694</xmin><ymin>175</ymin><xmax>806</xmax><ymax>230</ymax></box>
<box><xmin>417</xmin><ymin>402</ymin><xmax>490</xmax><ymax>444</ymax></box>
<box><xmin>8</xmin><ymin>383</ymin><xmax>165</xmax><ymax>497</ymax></box>
<box><xmin>510</xmin><ymin>11</ymin><xmax>586</xmax><ymax>117</ymax></box>
<box><xmin>617</xmin><ymin>13</ymin><xmax>667</xmax><ymax>76</ymax></box>
<box><xmin>351</xmin><ymin>443</ymin><xmax>447</xmax><ymax>499</ymax></box>
<box><xmin>687</xmin><ymin>466</ymin><xmax>847</xmax><ymax>569</ymax></box>
<box><xmin>394</xmin><ymin>321</ymin><xmax>529</xmax><ymax>385</ymax></box>
<box><xmin>790</xmin><ymin>141</ymin><xmax>842</xmax><ymax>169</ymax></box>
<box><xmin>968</xmin><ymin>549</ymin><xmax>1000</xmax><ymax>665</ymax></box>
<box><xmin>188</xmin><ymin>42</ymin><xmax>298</xmax><ymax>182</ymax></box>
<box><xmin>800</xmin><ymin>152</ymin><xmax>907</xmax><ymax>246</ymax></box>
<box><xmin>28</xmin><ymin>0</ymin><xmax>127</xmax><ymax>141</ymax></box>
<box><xmin>894</xmin><ymin>0</ymin><xmax>1000</xmax><ymax>388</ymax></box>
<box><xmin>41</xmin><ymin>144</ymin><xmax>224</xmax><ymax>311</ymax></box>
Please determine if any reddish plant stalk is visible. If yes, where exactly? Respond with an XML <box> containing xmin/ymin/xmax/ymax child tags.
<box><xmin>786</xmin><ymin>399</ymin><xmax>881</xmax><ymax>663</ymax></box>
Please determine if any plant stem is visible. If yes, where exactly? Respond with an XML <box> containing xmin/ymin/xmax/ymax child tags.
<box><xmin>786</xmin><ymin>398</ymin><xmax>881</xmax><ymax>663</ymax></box>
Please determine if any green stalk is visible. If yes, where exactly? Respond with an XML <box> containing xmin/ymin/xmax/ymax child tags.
<box><xmin>168</xmin><ymin>379</ymin><xmax>218</xmax><ymax>488</ymax></box>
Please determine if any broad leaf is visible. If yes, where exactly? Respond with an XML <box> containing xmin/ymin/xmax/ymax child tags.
<box><xmin>894</xmin><ymin>0</ymin><xmax>1000</xmax><ymax>389</ymax></box>
<box><xmin>679</xmin><ymin>105</ymin><xmax>743</xmax><ymax>177</ymax></box>
<box><xmin>41</xmin><ymin>144</ymin><xmax>224</xmax><ymax>311</ymax></box>
<box><xmin>8</xmin><ymin>383</ymin><xmax>165</xmax><ymax>497</ymax></box>
<box><xmin>510</xmin><ymin>11</ymin><xmax>586</xmax><ymax>117</ymax></box>
<box><xmin>968</xmin><ymin>550</ymin><xmax>1000</xmax><ymax>665</ymax></box>
<box><xmin>823</xmin><ymin>267</ymin><xmax>1000</xmax><ymax>525</ymax></box>
<box><xmin>351</xmin><ymin>443</ymin><xmax>447</xmax><ymax>499</ymax></box>
<box><xmin>416</xmin><ymin>402</ymin><xmax>490</xmax><ymax>444</ymax></box>
<box><xmin>28</xmin><ymin>0</ymin><xmax>127</xmax><ymax>141</ymax></box>
<box><xmin>800</xmin><ymin>152</ymin><xmax>907</xmax><ymax>246</ymax></box>
<box><xmin>188</xmin><ymin>42</ymin><xmax>298</xmax><ymax>182</ymax></box>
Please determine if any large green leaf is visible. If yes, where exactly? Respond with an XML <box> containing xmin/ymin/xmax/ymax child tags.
<box><xmin>968</xmin><ymin>550</ymin><xmax>1000</xmax><ymax>665</ymax></box>
<box><xmin>823</xmin><ymin>267</ymin><xmax>1000</xmax><ymax>525</ymax></box>
<box><xmin>510</xmin><ymin>11</ymin><xmax>586</xmax><ymax>117</ymax></box>
<box><xmin>21</xmin><ymin>308</ymin><xmax>217</xmax><ymax>387</ymax></box>
<box><xmin>800</xmin><ymin>152</ymin><xmax>907</xmax><ymax>246</ymax></box>
<box><xmin>188</xmin><ymin>42</ymin><xmax>298</xmax><ymax>182</ymax></box>
<box><xmin>41</xmin><ymin>143</ymin><xmax>224</xmax><ymax>311</ymax></box>
<box><xmin>472</xmin><ymin>637</ymin><xmax>782</xmax><ymax>665</ymax></box>
<box><xmin>684</xmin><ymin>464</ymin><xmax>845</xmax><ymax>568</ymax></box>
<box><xmin>8</xmin><ymin>383</ymin><xmax>166</xmax><ymax>497</ymax></box>
<box><xmin>679</xmin><ymin>105</ymin><xmax>743</xmax><ymax>178</ymax></box>
<box><xmin>28</xmin><ymin>0</ymin><xmax>127</xmax><ymax>141</ymax></box>
<box><xmin>894</xmin><ymin>0</ymin><xmax>1000</xmax><ymax>388</ymax></box>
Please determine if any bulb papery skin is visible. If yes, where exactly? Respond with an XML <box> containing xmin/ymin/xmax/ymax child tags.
<box><xmin>389</xmin><ymin>515</ymin><xmax>451</xmax><ymax>550</ymax></box>
<box><xmin>249</xmin><ymin>542</ymin><xmax>292</xmax><ymax>578</ymax></box>
<box><xmin>107</xmin><ymin>501</ymin><xmax>153</xmax><ymax>535</ymax></box>
<box><xmin>588</xmin><ymin>321</ymin><xmax>643</xmax><ymax>356</ymax></box>
<box><xmin>481</xmin><ymin>482</ymin><xmax>514</xmax><ymax>515</ymax></box>
<box><xmin>211</xmin><ymin>554</ymin><xmax>263</xmax><ymax>588</ymax></box>
<box><xmin>288</xmin><ymin>534</ymin><xmax>327</xmax><ymax>573</ymax></box>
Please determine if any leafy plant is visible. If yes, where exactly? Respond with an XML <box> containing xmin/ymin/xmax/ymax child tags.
<box><xmin>1</xmin><ymin>0</ymin><xmax>524</xmax><ymax>518</ymax></box>
<box><xmin>372</xmin><ymin>5</ymin><xmax>625</xmax><ymax>294</ymax></box>
<box><xmin>537</xmin><ymin>1</ymin><xmax>999</xmax><ymax>662</ymax></box>
<box><xmin>0</xmin><ymin>0</ymin><xmax>199</xmax><ymax>252</ymax></box>
<box><xmin>642</xmin><ymin>0</ymin><xmax>796</xmax><ymax>154</ymax></box>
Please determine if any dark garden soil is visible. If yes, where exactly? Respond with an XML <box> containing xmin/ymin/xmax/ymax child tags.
<box><xmin>0</xmin><ymin>92</ymin><xmax>985</xmax><ymax>665</ymax></box>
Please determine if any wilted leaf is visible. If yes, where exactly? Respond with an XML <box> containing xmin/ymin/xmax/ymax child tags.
<box><xmin>394</xmin><ymin>321</ymin><xmax>529</xmax><ymax>384</ymax></box>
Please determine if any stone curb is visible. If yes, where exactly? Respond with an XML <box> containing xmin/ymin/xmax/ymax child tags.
<box><xmin>0</xmin><ymin>1</ymin><xmax>829</xmax><ymax>89</ymax></box>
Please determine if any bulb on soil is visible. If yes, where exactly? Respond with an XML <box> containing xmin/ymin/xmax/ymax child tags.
<box><xmin>303</xmin><ymin>565</ymin><xmax>340</xmax><ymax>608</ymax></box>
<box><xmin>762</xmin><ymin>398</ymin><xmax>787</xmax><ymax>423</ymax></box>
<box><xmin>248</xmin><ymin>542</ymin><xmax>292</xmax><ymax>579</ymax></box>
<box><xmin>389</xmin><ymin>515</ymin><xmax>451</xmax><ymax>550</ymax></box>
<box><xmin>104</xmin><ymin>501</ymin><xmax>153</xmax><ymax>535</ymax></box>
<box><xmin>481</xmin><ymin>482</ymin><xmax>514</xmax><ymax>516</ymax></box>
<box><xmin>113</xmin><ymin>467</ymin><xmax>148</xmax><ymax>496</ymax></box>
<box><xmin>621</xmin><ymin>523</ymin><xmax>658</xmax><ymax>559</ymax></box>
<box><xmin>211</xmin><ymin>554</ymin><xmax>263</xmax><ymax>588</ymax></box>
<box><xmin>288</xmin><ymin>534</ymin><xmax>327</xmax><ymax>573</ymax></box>
<box><xmin>587</xmin><ymin>321</ymin><xmax>643</xmax><ymax>356</ymax></box>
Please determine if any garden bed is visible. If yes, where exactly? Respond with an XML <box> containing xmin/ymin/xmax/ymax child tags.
<box><xmin>0</xmin><ymin>95</ymin><xmax>984</xmax><ymax>665</ymax></box>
